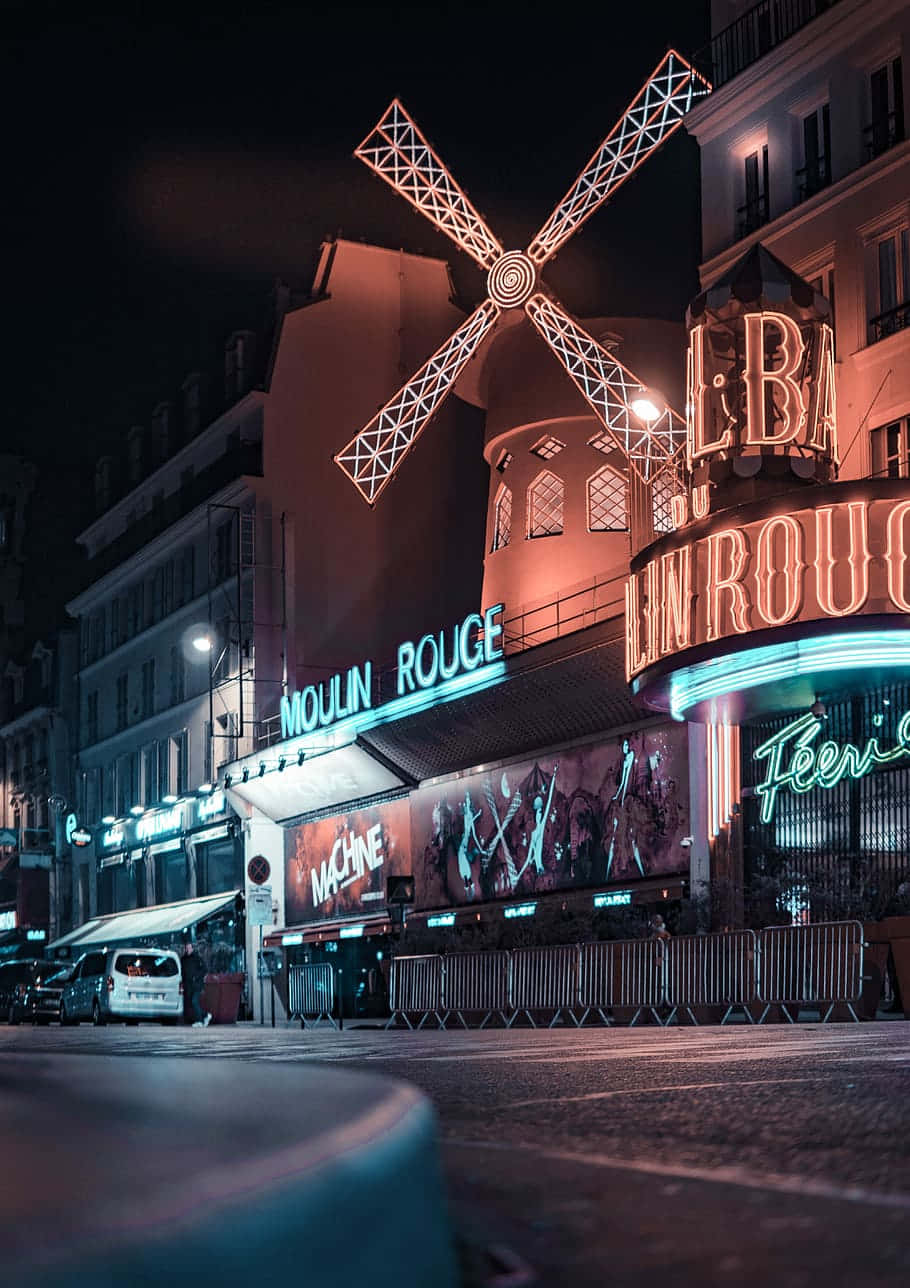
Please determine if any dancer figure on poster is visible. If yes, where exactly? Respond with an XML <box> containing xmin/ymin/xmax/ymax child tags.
<box><xmin>516</xmin><ymin>764</ymin><xmax>558</xmax><ymax>882</ymax></box>
<box><xmin>606</xmin><ymin>738</ymin><xmax>644</xmax><ymax>878</ymax></box>
<box><xmin>457</xmin><ymin>790</ymin><xmax>483</xmax><ymax>895</ymax></box>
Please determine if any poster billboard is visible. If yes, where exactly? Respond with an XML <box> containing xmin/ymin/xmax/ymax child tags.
<box><xmin>411</xmin><ymin>725</ymin><xmax>689</xmax><ymax>907</ymax></box>
<box><xmin>285</xmin><ymin>798</ymin><xmax>410</xmax><ymax>925</ymax></box>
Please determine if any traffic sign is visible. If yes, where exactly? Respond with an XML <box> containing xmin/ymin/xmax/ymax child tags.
<box><xmin>247</xmin><ymin>885</ymin><xmax>273</xmax><ymax>926</ymax></box>
<box><xmin>247</xmin><ymin>855</ymin><xmax>271</xmax><ymax>886</ymax></box>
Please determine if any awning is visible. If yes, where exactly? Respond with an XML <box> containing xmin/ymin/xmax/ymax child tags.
<box><xmin>46</xmin><ymin>890</ymin><xmax>241</xmax><ymax>954</ymax></box>
<box><xmin>265</xmin><ymin>913</ymin><xmax>391</xmax><ymax>948</ymax></box>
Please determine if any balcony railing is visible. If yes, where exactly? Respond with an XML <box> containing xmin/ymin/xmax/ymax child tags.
<box><xmin>795</xmin><ymin>157</ymin><xmax>830</xmax><ymax>202</ymax></box>
<box><xmin>869</xmin><ymin>301</ymin><xmax>910</xmax><ymax>345</ymax></box>
<box><xmin>737</xmin><ymin>193</ymin><xmax>769</xmax><ymax>238</ymax></box>
<box><xmin>695</xmin><ymin>0</ymin><xmax>840</xmax><ymax>89</ymax></box>
<box><xmin>864</xmin><ymin>112</ymin><xmax>905</xmax><ymax>162</ymax></box>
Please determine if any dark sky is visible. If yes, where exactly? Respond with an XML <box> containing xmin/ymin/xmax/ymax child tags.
<box><xmin>3</xmin><ymin>2</ymin><xmax>709</xmax><ymax>482</ymax></box>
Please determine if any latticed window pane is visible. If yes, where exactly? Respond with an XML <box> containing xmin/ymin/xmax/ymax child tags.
<box><xmin>588</xmin><ymin>430</ymin><xmax>618</xmax><ymax>456</ymax></box>
<box><xmin>587</xmin><ymin>466</ymin><xmax>628</xmax><ymax>531</ymax></box>
<box><xmin>492</xmin><ymin>485</ymin><xmax>512</xmax><ymax>550</ymax></box>
<box><xmin>652</xmin><ymin>470</ymin><xmax>677</xmax><ymax>534</ymax></box>
<box><xmin>495</xmin><ymin>449</ymin><xmax>513</xmax><ymax>473</ymax></box>
<box><xmin>530</xmin><ymin>435</ymin><xmax>565</xmax><ymax>460</ymax></box>
<box><xmin>528</xmin><ymin>470</ymin><xmax>564</xmax><ymax>537</ymax></box>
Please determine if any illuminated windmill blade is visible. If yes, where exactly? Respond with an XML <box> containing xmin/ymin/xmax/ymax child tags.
<box><xmin>335</xmin><ymin>298</ymin><xmax>500</xmax><ymax>505</ymax></box>
<box><xmin>525</xmin><ymin>293</ymin><xmax>686</xmax><ymax>484</ymax></box>
<box><xmin>355</xmin><ymin>100</ymin><xmax>504</xmax><ymax>271</ymax></box>
<box><xmin>526</xmin><ymin>50</ymin><xmax>711</xmax><ymax>267</ymax></box>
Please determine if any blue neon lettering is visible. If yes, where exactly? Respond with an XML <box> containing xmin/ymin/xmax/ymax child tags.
<box><xmin>459</xmin><ymin>614</ymin><xmax>484</xmax><ymax>671</ymax></box>
<box><xmin>483</xmin><ymin>603</ymin><xmax>504</xmax><ymax>663</ymax></box>
<box><xmin>397</xmin><ymin>640</ymin><xmax>416</xmax><ymax>695</ymax></box>
<box><xmin>415</xmin><ymin>633</ymin><xmax>438</xmax><ymax>688</ymax></box>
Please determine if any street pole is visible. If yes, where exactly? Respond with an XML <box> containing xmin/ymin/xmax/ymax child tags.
<box><xmin>338</xmin><ymin>966</ymin><xmax>344</xmax><ymax>1031</ymax></box>
<box><xmin>258</xmin><ymin>923</ymin><xmax>264</xmax><ymax>1026</ymax></box>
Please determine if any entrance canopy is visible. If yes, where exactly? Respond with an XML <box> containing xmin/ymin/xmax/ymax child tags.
<box><xmin>46</xmin><ymin>890</ymin><xmax>241</xmax><ymax>956</ymax></box>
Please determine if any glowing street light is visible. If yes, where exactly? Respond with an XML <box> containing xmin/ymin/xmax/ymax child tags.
<box><xmin>630</xmin><ymin>395</ymin><xmax>662</xmax><ymax>423</ymax></box>
<box><xmin>192</xmin><ymin>634</ymin><xmax>213</xmax><ymax>653</ymax></box>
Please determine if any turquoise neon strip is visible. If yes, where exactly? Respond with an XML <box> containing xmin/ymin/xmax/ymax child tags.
<box><xmin>667</xmin><ymin>631</ymin><xmax>910</xmax><ymax>720</ymax></box>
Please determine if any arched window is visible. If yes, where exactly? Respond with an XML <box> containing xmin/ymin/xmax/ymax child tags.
<box><xmin>527</xmin><ymin>470</ymin><xmax>564</xmax><ymax>538</ymax></box>
<box><xmin>587</xmin><ymin>465</ymin><xmax>628</xmax><ymax>531</ymax></box>
<box><xmin>492</xmin><ymin>483</ymin><xmax>512</xmax><ymax>550</ymax></box>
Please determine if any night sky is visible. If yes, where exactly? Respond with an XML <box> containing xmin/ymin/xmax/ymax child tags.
<box><xmin>3</xmin><ymin>1</ymin><xmax>709</xmax><ymax>606</ymax></box>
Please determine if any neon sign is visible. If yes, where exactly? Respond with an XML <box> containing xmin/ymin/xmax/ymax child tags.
<box><xmin>136</xmin><ymin>806</ymin><xmax>182</xmax><ymax>842</ymax></box>
<box><xmin>594</xmin><ymin>890</ymin><xmax>632</xmax><ymax>908</ymax></box>
<box><xmin>280</xmin><ymin>605</ymin><xmax>504</xmax><ymax>740</ymax></box>
<box><xmin>626</xmin><ymin>494</ymin><xmax>910</xmax><ymax>681</ymax></box>
<box><xmin>753</xmin><ymin>708</ymin><xmax>910</xmax><ymax>823</ymax></box>
<box><xmin>686</xmin><ymin>313</ymin><xmax>837</xmax><ymax>471</ymax></box>
<box><xmin>504</xmin><ymin>902</ymin><xmax>537</xmax><ymax>919</ymax></box>
<box><xmin>427</xmin><ymin>913</ymin><xmax>456</xmax><ymax>927</ymax></box>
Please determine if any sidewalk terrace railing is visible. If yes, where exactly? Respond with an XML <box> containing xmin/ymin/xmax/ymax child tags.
<box><xmin>693</xmin><ymin>0</ymin><xmax>841</xmax><ymax>90</ymax></box>
<box><xmin>385</xmin><ymin>920</ymin><xmax>866</xmax><ymax>1029</ymax></box>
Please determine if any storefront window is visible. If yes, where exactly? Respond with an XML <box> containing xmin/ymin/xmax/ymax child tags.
<box><xmin>197</xmin><ymin>837</ymin><xmax>239</xmax><ymax>896</ymax></box>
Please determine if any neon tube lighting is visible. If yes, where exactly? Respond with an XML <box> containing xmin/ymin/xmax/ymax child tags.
<box><xmin>667</xmin><ymin>631</ymin><xmax>910</xmax><ymax>720</ymax></box>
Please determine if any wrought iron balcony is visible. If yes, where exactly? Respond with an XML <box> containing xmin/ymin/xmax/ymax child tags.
<box><xmin>864</xmin><ymin>112</ymin><xmax>905</xmax><ymax>162</ymax></box>
<box><xmin>868</xmin><ymin>301</ymin><xmax>910</xmax><ymax>345</ymax></box>
<box><xmin>737</xmin><ymin>193</ymin><xmax>769</xmax><ymax>238</ymax></box>
<box><xmin>695</xmin><ymin>0</ymin><xmax>840</xmax><ymax>90</ymax></box>
<box><xmin>795</xmin><ymin>157</ymin><xmax>830</xmax><ymax>202</ymax></box>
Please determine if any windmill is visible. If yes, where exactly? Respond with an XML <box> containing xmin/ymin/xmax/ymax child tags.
<box><xmin>334</xmin><ymin>50</ymin><xmax>711</xmax><ymax>508</ymax></box>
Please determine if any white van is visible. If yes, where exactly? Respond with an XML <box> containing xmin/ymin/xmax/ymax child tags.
<box><xmin>60</xmin><ymin>946</ymin><xmax>183</xmax><ymax>1026</ymax></box>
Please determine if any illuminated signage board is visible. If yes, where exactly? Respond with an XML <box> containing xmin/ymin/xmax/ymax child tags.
<box><xmin>26</xmin><ymin>929</ymin><xmax>46</xmax><ymax>941</ymax></box>
<box><xmin>504</xmin><ymin>902</ymin><xmax>536</xmax><ymax>919</ymax></box>
<box><xmin>280</xmin><ymin>605</ymin><xmax>504</xmax><ymax>741</ymax></box>
<box><xmin>99</xmin><ymin>792</ymin><xmax>227</xmax><ymax>851</ymax></box>
<box><xmin>339</xmin><ymin>924</ymin><xmax>365</xmax><ymax>939</ymax></box>
<box><xmin>0</xmin><ymin>910</ymin><xmax>16</xmax><ymax>931</ymax></box>
<box><xmin>627</xmin><ymin>493</ymin><xmax>910</xmax><ymax>682</ymax></box>
<box><xmin>282</xmin><ymin>933</ymin><xmax>304</xmax><ymax>946</ymax></box>
<box><xmin>686</xmin><ymin>311</ymin><xmax>836</xmax><ymax>472</ymax></box>
<box><xmin>427</xmin><ymin>913</ymin><xmax>456</xmax><ymax>928</ymax></box>
<box><xmin>753</xmin><ymin>708</ymin><xmax>910</xmax><ymax>823</ymax></box>
<box><xmin>594</xmin><ymin>890</ymin><xmax>632</xmax><ymax>908</ymax></box>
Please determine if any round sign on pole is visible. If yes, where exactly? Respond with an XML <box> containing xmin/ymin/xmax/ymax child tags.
<box><xmin>247</xmin><ymin>855</ymin><xmax>271</xmax><ymax>886</ymax></box>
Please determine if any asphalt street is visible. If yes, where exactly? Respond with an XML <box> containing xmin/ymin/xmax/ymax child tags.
<box><xmin>3</xmin><ymin>1020</ymin><xmax>910</xmax><ymax>1286</ymax></box>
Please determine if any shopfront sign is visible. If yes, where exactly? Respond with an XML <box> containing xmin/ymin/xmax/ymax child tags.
<box><xmin>627</xmin><ymin>494</ymin><xmax>910</xmax><ymax>680</ymax></box>
<box><xmin>0</xmin><ymin>909</ymin><xmax>16</xmax><ymax>931</ymax></box>
<box><xmin>99</xmin><ymin>792</ymin><xmax>228</xmax><ymax>852</ymax></box>
<box><xmin>753</xmin><ymin>708</ymin><xmax>910</xmax><ymax>823</ymax></box>
<box><xmin>65</xmin><ymin>813</ymin><xmax>91</xmax><ymax>847</ymax></box>
<box><xmin>279</xmin><ymin>604</ymin><xmax>505</xmax><ymax>741</ymax></box>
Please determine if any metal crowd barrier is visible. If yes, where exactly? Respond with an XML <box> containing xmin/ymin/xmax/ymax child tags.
<box><xmin>442</xmin><ymin>950</ymin><xmax>510</xmax><ymax>1028</ymax></box>
<box><xmin>508</xmin><ymin>945</ymin><xmax>581</xmax><ymax>1028</ymax></box>
<box><xmin>579</xmin><ymin>938</ymin><xmax>666</xmax><ymax>1025</ymax></box>
<box><xmin>757</xmin><ymin>920</ymin><xmax>864</xmax><ymax>1023</ymax></box>
<box><xmin>288</xmin><ymin>962</ymin><xmax>338</xmax><ymax>1030</ymax></box>
<box><xmin>386</xmin><ymin>954</ymin><xmax>445</xmax><ymax>1029</ymax></box>
<box><xmin>663</xmin><ymin>930</ymin><xmax>758</xmax><ymax>1025</ymax></box>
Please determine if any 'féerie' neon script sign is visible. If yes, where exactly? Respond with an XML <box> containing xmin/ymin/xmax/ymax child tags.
<box><xmin>753</xmin><ymin>708</ymin><xmax>910</xmax><ymax>823</ymax></box>
<box><xmin>280</xmin><ymin>605</ymin><xmax>505</xmax><ymax>740</ymax></box>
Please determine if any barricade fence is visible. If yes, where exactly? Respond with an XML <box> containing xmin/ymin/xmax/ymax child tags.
<box><xmin>288</xmin><ymin>962</ymin><xmax>338</xmax><ymax>1029</ymax></box>
<box><xmin>380</xmin><ymin>921</ymin><xmax>865</xmax><ymax>1029</ymax></box>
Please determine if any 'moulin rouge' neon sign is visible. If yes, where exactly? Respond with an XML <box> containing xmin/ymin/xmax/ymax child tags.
<box><xmin>753</xmin><ymin>708</ymin><xmax>910</xmax><ymax>823</ymax></box>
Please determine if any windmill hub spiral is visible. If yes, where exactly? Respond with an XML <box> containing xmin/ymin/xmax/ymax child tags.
<box><xmin>487</xmin><ymin>251</ymin><xmax>536</xmax><ymax>309</ymax></box>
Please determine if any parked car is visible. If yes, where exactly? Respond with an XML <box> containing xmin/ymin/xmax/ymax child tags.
<box><xmin>0</xmin><ymin>959</ymin><xmax>63</xmax><ymax>1025</ymax></box>
<box><xmin>59</xmin><ymin>947</ymin><xmax>183</xmax><ymax>1026</ymax></box>
<box><xmin>24</xmin><ymin>964</ymin><xmax>74</xmax><ymax>1024</ymax></box>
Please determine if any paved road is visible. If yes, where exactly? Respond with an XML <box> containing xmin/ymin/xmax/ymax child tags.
<box><xmin>4</xmin><ymin>1021</ymin><xmax>910</xmax><ymax>1286</ymax></box>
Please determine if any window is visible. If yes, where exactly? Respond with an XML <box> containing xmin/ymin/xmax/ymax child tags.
<box><xmin>587</xmin><ymin>466</ymin><xmax>628</xmax><ymax>531</ymax></box>
<box><xmin>173</xmin><ymin>730</ymin><xmax>189</xmax><ymax>794</ymax></box>
<box><xmin>214</xmin><ymin>519</ymin><xmax>235</xmax><ymax>584</ymax></box>
<box><xmin>86</xmin><ymin>691</ymin><xmax>99</xmax><ymax>745</ymax></box>
<box><xmin>588</xmin><ymin>431</ymin><xmax>620</xmax><ymax>457</ymax></box>
<box><xmin>492</xmin><ymin>484</ymin><xmax>512</xmax><ymax>551</ymax></box>
<box><xmin>116</xmin><ymin>674</ymin><xmax>128</xmax><ymax>731</ymax></box>
<box><xmin>176</xmin><ymin>546</ymin><xmax>195</xmax><ymax>606</ymax></box>
<box><xmin>116</xmin><ymin>755</ymin><xmax>130</xmax><ymax>815</ymax></box>
<box><xmin>529</xmin><ymin>434</ymin><xmax>565</xmax><ymax>460</ymax></box>
<box><xmin>807</xmin><ymin>265</ymin><xmax>836</xmax><ymax>350</ymax></box>
<box><xmin>495</xmin><ymin>449</ymin><xmax>513</xmax><ymax>473</ymax></box>
<box><xmin>652</xmin><ymin>470</ymin><xmax>678</xmax><ymax>535</ymax></box>
<box><xmin>871</xmin><ymin>418</ymin><xmax>910</xmax><ymax>479</ymax></box>
<box><xmin>868</xmin><ymin>226</ymin><xmax>910</xmax><ymax>343</ymax></box>
<box><xmin>738</xmin><ymin>145</ymin><xmax>769</xmax><ymax>237</ymax></box>
<box><xmin>528</xmin><ymin>470</ymin><xmax>564</xmax><ymax>538</ymax></box>
<box><xmin>203</xmin><ymin>720</ymin><xmax>213</xmax><ymax>785</ymax></box>
<box><xmin>866</xmin><ymin>58</ymin><xmax>905</xmax><ymax>160</ymax></box>
<box><xmin>158</xmin><ymin>738</ymin><xmax>172</xmax><ymax>797</ymax></box>
<box><xmin>163</xmin><ymin>560</ymin><xmax>175</xmax><ymax>616</ymax></box>
<box><xmin>141</xmin><ymin>659</ymin><xmax>155</xmax><ymax>720</ymax></box>
<box><xmin>129</xmin><ymin>752</ymin><xmax>141</xmax><ymax>810</ymax></box>
<box><xmin>169</xmin><ymin>645</ymin><xmax>185</xmax><ymax>706</ymax></box>
<box><xmin>798</xmin><ymin>104</ymin><xmax>830</xmax><ymax>201</ymax></box>
<box><xmin>102</xmin><ymin>763</ymin><xmax>115</xmax><ymax>817</ymax></box>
